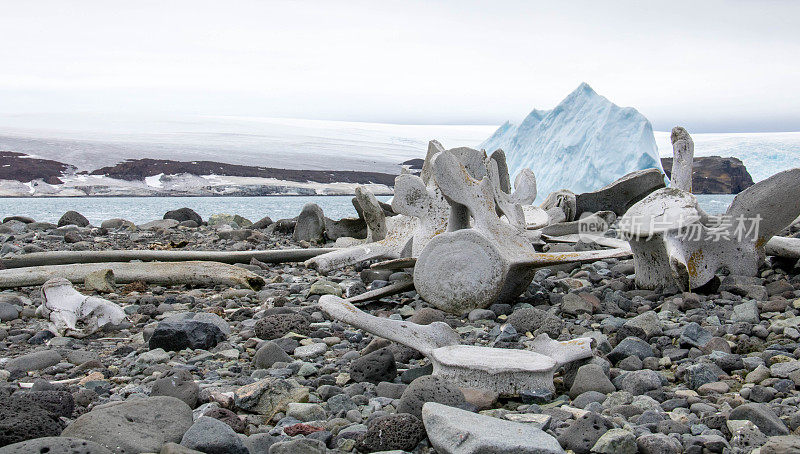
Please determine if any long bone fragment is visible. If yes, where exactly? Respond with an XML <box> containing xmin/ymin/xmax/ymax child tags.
<box><xmin>38</xmin><ymin>277</ymin><xmax>127</xmax><ymax>336</ymax></box>
<box><xmin>0</xmin><ymin>248</ymin><xmax>334</xmax><ymax>269</ymax></box>
<box><xmin>320</xmin><ymin>295</ymin><xmax>593</xmax><ymax>394</ymax></box>
<box><xmin>0</xmin><ymin>261</ymin><xmax>266</xmax><ymax>290</ymax></box>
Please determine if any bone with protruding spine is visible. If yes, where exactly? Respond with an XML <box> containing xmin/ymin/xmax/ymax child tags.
<box><xmin>319</xmin><ymin>294</ymin><xmax>593</xmax><ymax>394</ymax></box>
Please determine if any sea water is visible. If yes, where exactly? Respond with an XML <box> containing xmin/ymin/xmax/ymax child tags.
<box><xmin>0</xmin><ymin>194</ymin><xmax>736</xmax><ymax>226</ymax></box>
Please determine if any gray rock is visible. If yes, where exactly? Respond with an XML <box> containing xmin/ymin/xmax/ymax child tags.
<box><xmin>0</xmin><ymin>302</ymin><xmax>19</xmax><ymax>321</ymax></box>
<box><xmin>397</xmin><ymin>375</ymin><xmax>466</xmax><ymax>419</ymax></box>
<box><xmin>506</xmin><ymin>307</ymin><xmax>563</xmax><ymax>337</ymax></box>
<box><xmin>243</xmin><ymin>433</ymin><xmax>279</xmax><ymax>454</ymax></box>
<box><xmin>422</xmin><ymin>401</ymin><xmax>564</xmax><ymax>454</ymax></box>
<box><xmin>0</xmin><ymin>436</ymin><xmax>113</xmax><ymax>454</ymax></box>
<box><xmin>591</xmin><ymin>428</ymin><xmax>637</xmax><ymax>454</ymax></box>
<box><xmin>636</xmin><ymin>433</ymin><xmax>682</xmax><ymax>454</ymax></box>
<box><xmin>732</xmin><ymin>301</ymin><xmax>760</xmax><ymax>324</ymax></box>
<box><xmin>254</xmin><ymin>313</ymin><xmax>310</xmax><ymax>340</ymax></box>
<box><xmin>268</xmin><ymin>438</ymin><xmax>327</xmax><ymax>454</ymax></box>
<box><xmin>557</xmin><ymin>412</ymin><xmax>614</xmax><ymax>454</ymax></box>
<box><xmin>728</xmin><ymin>403</ymin><xmax>790</xmax><ymax>436</ymax></box>
<box><xmin>761</xmin><ymin>435</ymin><xmax>800</xmax><ymax>454</ymax></box>
<box><xmin>680</xmin><ymin>322</ymin><xmax>712</xmax><ymax>348</ymax></box>
<box><xmin>294</xmin><ymin>343</ymin><xmax>327</xmax><ymax>359</ymax></box>
<box><xmin>253</xmin><ymin>341</ymin><xmax>292</xmax><ymax>369</ymax></box>
<box><xmin>150</xmin><ymin>369</ymin><xmax>200</xmax><ymax>408</ymax></box>
<box><xmin>100</xmin><ymin>218</ymin><xmax>135</xmax><ymax>230</ymax></box>
<box><xmin>572</xmin><ymin>391</ymin><xmax>608</xmax><ymax>409</ymax></box>
<box><xmin>608</xmin><ymin>337</ymin><xmax>654</xmax><ymax>363</ymax></box>
<box><xmin>58</xmin><ymin>211</ymin><xmax>89</xmax><ymax>227</ymax></box>
<box><xmin>179</xmin><ymin>417</ymin><xmax>248</xmax><ymax>454</ymax></box>
<box><xmin>620</xmin><ymin>311</ymin><xmax>661</xmax><ymax>339</ymax></box>
<box><xmin>286</xmin><ymin>402</ymin><xmax>326</xmax><ymax>422</ymax></box>
<box><xmin>684</xmin><ymin>363</ymin><xmax>723</xmax><ymax>390</ymax></box>
<box><xmin>5</xmin><ymin>350</ymin><xmax>62</xmax><ymax>373</ymax></box>
<box><xmin>83</xmin><ymin>269</ymin><xmax>116</xmax><ymax>293</ymax></box>
<box><xmin>615</xmin><ymin>370</ymin><xmax>662</xmax><ymax>395</ymax></box>
<box><xmin>11</xmin><ymin>390</ymin><xmax>75</xmax><ymax>417</ymax></box>
<box><xmin>569</xmin><ymin>364</ymin><xmax>615</xmax><ymax>398</ymax></box>
<box><xmin>61</xmin><ymin>396</ymin><xmax>193</xmax><ymax>453</ymax></box>
<box><xmin>561</xmin><ymin>293</ymin><xmax>594</xmax><ymax>315</ymax></box>
<box><xmin>293</xmin><ymin>203</ymin><xmax>326</xmax><ymax>243</ymax></box>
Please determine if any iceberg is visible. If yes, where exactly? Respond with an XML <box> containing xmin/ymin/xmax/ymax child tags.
<box><xmin>480</xmin><ymin>83</ymin><xmax>663</xmax><ymax>201</ymax></box>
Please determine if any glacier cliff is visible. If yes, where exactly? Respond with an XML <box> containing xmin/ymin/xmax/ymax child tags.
<box><xmin>480</xmin><ymin>83</ymin><xmax>663</xmax><ymax>201</ymax></box>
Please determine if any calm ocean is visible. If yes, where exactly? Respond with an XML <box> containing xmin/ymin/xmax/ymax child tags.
<box><xmin>0</xmin><ymin>194</ymin><xmax>734</xmax><ymax>226</ymax></box>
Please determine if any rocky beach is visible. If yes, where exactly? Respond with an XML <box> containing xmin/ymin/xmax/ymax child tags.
<box><xmin>1</xmin><ymin>175</ymin><xmax>800</xmax><ymax>454</ymax></box>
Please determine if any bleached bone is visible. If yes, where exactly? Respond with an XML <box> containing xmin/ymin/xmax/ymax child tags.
<box><xmin>355</xmin><ymin>186</ymin><xmax>387</xmax><ymax>241</ymax></box>
<box><xmin>670</xmin><ymin>126</ymin><xmax>694</xmax><ymax>192</ymax></box>
<box><xmin>487</xmin><ymin>149</ymin><xmax>537</xmax><ymax>229</ymax></box>
<box><xmin>0</xmin><ymin>248</ymin><xmax>333</xmax><ymax>269</ymax></box>
<box><xmin>574</xmin><ymin>168</ymin><xmax>666</xmax><ymax>217</ymax></box>
<box><xmin>414</xmin><ymin>150</ymin><xmax>631</xmax><ymax>314</ymax></box>
<box><xmin>347</xmin><ymin>275</ymin><xmax>415</xmax><ymax>305</ymax></box>
<box><xmin>540</xmin><ymin>211</ymin><xmax>616</xmax><ymax>237</ymax></box>
<box><xmin>38</xmin><ymin>277</ymin><xmax>127</xmax><ymax>336</ymax></box>
<box><xmin>320</xmin><ymin>295</ymin><xmax>593</xmax><ymax>394</ymax></box>
<box><xmin>766</xmin><ymin>236</ymin><xmax>800</xmax><ymax>259</ymax></box>
<box><xmin>0</xmin><ymin>261</ymin><xmax>265</xmax><ymax>290</ymax></box>
<box><xmin>539</xmin><ymin>189</ymin><xmax>577</xmax><ymax>224</ymax></box>
<box><xmin>620</xmin><ymin>156</ymin><xmax>800</xmax><ymax>289</ymax></box>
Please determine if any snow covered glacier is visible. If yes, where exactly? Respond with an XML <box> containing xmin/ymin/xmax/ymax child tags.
<box><xmin>480</xmin><ymin>83</ymin><xmax>663</xmax><ymax>201</ymax></box>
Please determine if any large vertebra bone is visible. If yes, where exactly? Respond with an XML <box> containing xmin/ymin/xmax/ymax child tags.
<box><xmin>620</xmin><ymin>127</ymin><xmax>800</xmax><ymax>290</ymax></box>
<box><xmin>38</xmin><ymin>277</ymin><xmax>127</xmax><ymax>336</ymax></box>
<box><xmin>414</xmin><ymin>149</ymin><xmax>630</xmax><ymax>313</ymax></box>
<box><xmin>320</xmin><ymin>294</ymin><xmax>593</xmax><ymax>395</ymax></box>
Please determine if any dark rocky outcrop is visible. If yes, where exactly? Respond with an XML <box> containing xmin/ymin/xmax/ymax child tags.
<box><xmin>661</xmin><ymin>156</ymin><xmax>754</xmax><ymax>194</ymax></box>
<box><xmin>0</xmin><ymin>151</ymin><xmax>74</xmax><ymax>183</ymax></box>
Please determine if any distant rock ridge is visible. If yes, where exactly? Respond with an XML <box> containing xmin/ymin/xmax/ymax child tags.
<box><xmin>481</xmin><ymin>83</ymin><xmax>663</xmax><ymax>201</ymax></box>
<box><xmin>0</xmin><ymin>151</ymin><xmax>75</xmax><ymax>184</ymax></box>
<box><xmin>661</xmin><ymin>156</ymin><xmax>755</xmax><ymax>194</ymax></box>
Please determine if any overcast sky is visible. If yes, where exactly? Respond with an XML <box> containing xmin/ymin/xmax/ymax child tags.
<box><xmin>1</xmin><ymin>0</ymin><xmax>798</xmax><ymax>132</ymax></box>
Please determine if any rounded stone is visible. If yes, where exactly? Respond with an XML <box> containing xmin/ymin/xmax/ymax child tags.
<box><xmin>254</xmin><ymin>313</ymin><xmax>311</xmax><ymax>340</ymax></box>
<box><xmin>148</xmin><ymin>320</ymin><xmax>226</xmax><ymax>352</ymax></box>
<box><xmin>58</xmin><ymin>211</ymin><xmax>89</xmax><ymax>227</ymax></box>
<box><xmin>180</xmin><ymin>416</ymin><xmax>248</xmax><ymax>454</ymax></box>
<box><xmin>253</xmin><ymin>341</ymin><xmax>292</xmax><ymax>369</ymax></box>
<box><xmin>163</xmin><ymin>208</ymin><xmax>203</xmax><ymax>225</ymax></box>
<box><xmin>349</xmin><ymin>347</ymin><xmax>397</xmax><ymax>384</ymax></box>
<box><xmin>397</xmin><ymin>375</ymin><xmax>466</xmax><ymax>419</ymax></box>
<box><xmin>357</xmin><ymin>413</ymin><xmax>426</xmax><ymax>452</ymax></box>
<box><xmin>0</xmin><ymin>398</ymin><xmax>64</xmax><ymax>446</ymax></box>
<box><xmin>0</xmin><ymin>436</ymin><xmax>113</xmax><ymax>453</ymax></box>
<box><xmin>150</xmin><ymin>369</ymin><xmax>200</xmax><ymax>408</ymax></box>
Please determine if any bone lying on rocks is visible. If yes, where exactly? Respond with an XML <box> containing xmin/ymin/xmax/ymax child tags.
<box><xmin>542</xmin><ymin>233</ymin><xmax>632</xmax><ymax>251</ymax></box>
<box><xmin>414</xmin><ymin>149</ymin><xmax>631</xmax><ymax>314</ymax></box>
<box><xmin>346</xmin><ymin>276</ymin><xmax>415</xmax><ymax>305</ymax></box>
<box><xmin>574</xmin><ymin>168</ymin><xmax>666</xmax><ymax>218</ymax></box>
<box><xmin>619</xmin><ymin>128</ymin><xmax>800</xmax><ymax>290</ymax></box>
<box><xmin>38</xmin><ymin>277</ymin><xmax>127</xmax><ymax>336</ymax></box>
<box><xmin>320</xmin><ymin>294</ymin><xmax>593</xmax><ymax>394</ymax></box>
<box><xmin>0</xmin><ymin>248</ymin><xmax>334</xmax><ymax>269</ymax></box>
<box><xmin>540</xmin><ymin>211</ymin><xmax>616</xmax><ymax>237</ymax></box>
<box><xmin>369</xmin><ymin>257</ymin><xmax>418</xmax><ymax>270</ymax></box>
<box><xmin>0</xmin><ymin>261</ymin><xmax>265</xmax><ymax>290</ymax></box>
<box><xmin>765</xmin><ymin>236</ymin><xmax>800</xmax><ymax>259</ymax></box>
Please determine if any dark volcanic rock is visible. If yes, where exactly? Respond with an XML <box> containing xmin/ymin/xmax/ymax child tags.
<box><xmin>0</xmin><ymin>397</ymin><xmax>64</xmax><ymax>446</ymax></box>
<box><xmin>163</xmin><ymin>208</ymin><xmax>203</xmax><ymax>225</ymax></box>
<box><xmin>661</xmin><ymin>156</ymin><xmax>754</xmax><ymax>194</ymax></box>
<box><xmin>557</xmin><ymin>412</ymin><xmax>614</xmax><ymax>454</ymax></box>
<box><xmin>148</xmin><ymin>320</ymin><xmax>226</xmax><ymax>351</ymax></box>
<box><xmin>58</xmin><ymin>211</ymin><xmax>89</xmax><ymax>227</ymax></box>
<box><xmin>254</xmin><ymin>313</ymin><xmax>311</xmax><ymax>340</ymax></box>
<box><xmin>357</xmin><ymin>413</ymin><xmax>426</xmax><ymax>452</ymax></box>
<box><xmin>350</xmin><ymin>347</ymin><xmax>397</xmax><ymax>384</ymax></box>
<box><xmin>396</xmin><ymin>375</ymin><xmax>466</xmax><ymax>419</ymax></box>
<box><xmin>11</xmin><ymin>390</ymin><xmax>75</xmax><ymax>418</ymax></box>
